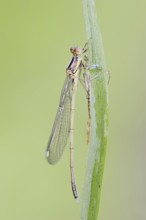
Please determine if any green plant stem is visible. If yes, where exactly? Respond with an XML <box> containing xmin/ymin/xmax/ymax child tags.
<box><xmin>81</xmin><ymin>0</ymin><xmax>109</xmax><ymax>220</ymax></box>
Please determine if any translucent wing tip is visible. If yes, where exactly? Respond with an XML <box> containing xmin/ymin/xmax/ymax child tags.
<box><xmin>45</xmin><ymin>149</ymin><xmax>49</xmax><ymax>158</ymax></box>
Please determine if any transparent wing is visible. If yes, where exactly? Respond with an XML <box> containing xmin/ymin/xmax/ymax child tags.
<box><xmin>46</xmin><ymin>76</ymin><xmax>72</xmax><ymax>164</ymax></box>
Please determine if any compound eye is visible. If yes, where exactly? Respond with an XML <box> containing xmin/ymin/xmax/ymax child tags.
<box><xmin>74</xmin><ymin>47</ymin><xmax>82</xmax><ymax>55</ymax></box>
<box><xmin>70</xmin><ymin>47</ymin><xmax>75</xmax><ymax>54</ymax></box>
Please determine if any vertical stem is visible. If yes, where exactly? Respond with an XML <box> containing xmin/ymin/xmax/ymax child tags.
<box><xmin>81</xmin><ymin>0</ymin><xmax>109</xmax><ymax>220</ymax></box>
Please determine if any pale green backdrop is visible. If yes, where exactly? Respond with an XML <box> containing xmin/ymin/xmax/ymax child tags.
<box><xmin>0</xmin><ymin>0</ymin><xmax>146</xmax><ymax>220</ymax></box>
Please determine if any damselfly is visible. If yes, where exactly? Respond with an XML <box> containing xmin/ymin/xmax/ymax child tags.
<box><xmin>46</xmin><ymin>44</ymin><xmax>99</xmax><ymax>199</ymax></box>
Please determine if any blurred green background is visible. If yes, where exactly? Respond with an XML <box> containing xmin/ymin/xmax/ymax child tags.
<box><xmin>0</xmin><ymin>0</ymin><xmax>146</xmax><ymax>219</ymax></box>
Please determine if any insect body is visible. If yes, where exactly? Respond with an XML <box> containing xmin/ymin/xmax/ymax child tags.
<box><xmin>46</xmin><ymin>45</ymin><xmax>95</xmax><ymax>199</ymax></box>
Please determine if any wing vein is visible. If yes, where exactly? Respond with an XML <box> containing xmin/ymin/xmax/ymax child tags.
<box><xmin>46</xmin><ymin>76</ymin><xmax>72</xmax><ymax>164</ymax></box>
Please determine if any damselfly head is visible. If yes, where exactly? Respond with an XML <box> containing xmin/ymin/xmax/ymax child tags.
<box><xmin>70</xmin><ymin>46</ymin><xmax>83</xmax><ymax>56</ymax></box>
